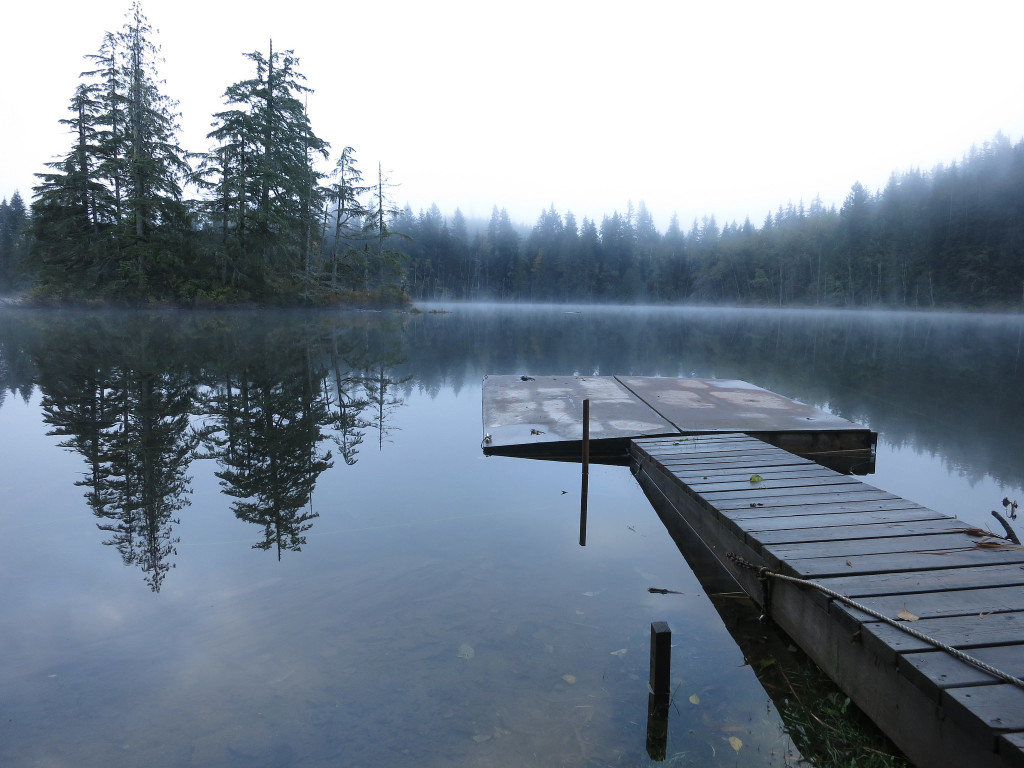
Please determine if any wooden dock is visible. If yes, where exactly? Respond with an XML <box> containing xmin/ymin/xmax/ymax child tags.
<box><xmin>629</xmin><ymin>432</ymin><xmax>1024</xmax><ymax>768</ymax></box>
<box><xmin>482</xmin><ymin>375</ymin><xmax>876</xmax><ymax>471</ymax></box>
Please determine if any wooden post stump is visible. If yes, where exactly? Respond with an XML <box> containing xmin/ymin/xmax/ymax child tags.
<box><xmin>647</xmin><ymin>621</ymin><xmax>671</xmax><ymax>760</ymax></box>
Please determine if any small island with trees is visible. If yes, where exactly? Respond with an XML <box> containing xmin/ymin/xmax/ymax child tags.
<box><xmin>6</xmin><ymin>3</ymin><xmax>405</xmax><ymax>306</ymax></box>
<box><xmin>1</xmin><ymin>2</ymin><xmax>1022</xmax><ymax>310</ymax></box>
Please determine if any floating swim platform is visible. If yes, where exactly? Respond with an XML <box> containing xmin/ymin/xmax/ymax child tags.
<box><xmin>482</xmin><ymin>375</ymin><xmax>875</xmax><ymax>472</ymax></box>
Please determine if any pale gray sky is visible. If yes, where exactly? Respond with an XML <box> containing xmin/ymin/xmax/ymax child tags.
<box><xmin>3</xmin><ymin>0</ymin><xmax>1023</xmax><ymax>230</ymax></box>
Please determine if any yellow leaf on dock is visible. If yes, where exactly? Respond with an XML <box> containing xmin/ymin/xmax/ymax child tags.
<box><xmin>897</xmin><ymin>604</ymin><xmax>920</xmax><ymax>622</ymax></box>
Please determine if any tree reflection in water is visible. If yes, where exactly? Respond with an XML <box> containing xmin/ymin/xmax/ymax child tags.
<box><xmin>202</xmin><ymin>333</ymin><xmax>333</xmax><ymax>560</ymax></box>
<box><xmin>11</xmin><ymin>311</ymin><xmax>410</xmax><ymax>588</ymax></box>
<box><xmin>37</xmin><ymin>320</ymin><xmax>196</xmax><ymax>592</ymax></box>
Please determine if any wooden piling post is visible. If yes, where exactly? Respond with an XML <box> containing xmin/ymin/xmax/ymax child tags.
<box><xmin>579</xmin><ymin>398</ymin><xmax>590</xmax><ymax>546</ymax></box>
<box><xmin>647</xmin><ymin>621</ymin><xmax>672</xmax><ymax>760</ymax></box>
<box><xmin>649</xmin><ymin>621</ymin><xmax>671</xmax><ymax>699</ymax></box>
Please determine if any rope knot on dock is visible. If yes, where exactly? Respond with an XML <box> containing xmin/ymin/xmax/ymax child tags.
<box><xmin>727</xmin><ymin>552</ymin><xmax>777</xmax><ymax>621</ymax></box>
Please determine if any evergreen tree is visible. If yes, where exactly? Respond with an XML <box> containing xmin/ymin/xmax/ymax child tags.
<box><xmin>522</xmin><ymin>205</ymin><xmax>562</xmax><ymax>299</ymax></box>
<box><xmin>363</xmin><ymin>162</ymin><xmax>405</xmax><ymax>294</ymax></box>
<box><xmin>31</xmin><ymin>3</ymin><xmax>192</xmax><ymax>298</ymax></box>
<box><xmin>448</xmin><ymin>208</ymin><xmax>471</xmax><ymax>296</ymax></box>
<box><xmin>577</xmin><ymin>217</ymin><xmax>601</xmax><ymax>300</ymax></box>
<box><xmin>839</xmin><ymin>182</ymin><xmax>874</xmax><ymax>305</ymax></box>
<box><xmin>201</xmin><ymin>41</ymin><xmax>329</xmax><ymax>292</ymax></box>
<box><xmin>31</xmin><ymin>77</ymin><xmax>114</xmax><ymax>291</ymax></box>
<box><xmin>0</xmin><ymin>193</ymin><xmax>29</xmax><ymax>288</ymax></box>
<box><xmin>116</xmin><ymin>3</ymin><xmax>193</xmax><ymax>292</ymax></box>
<box><xmin>485</xmin><ymin>206</ymin><xmax>520</xmax><ymax>297</ymax></box>
<box><xmin>322</xmin><ymin>146</ymin><xmax>369</xmax><ymax>290</ymax></box>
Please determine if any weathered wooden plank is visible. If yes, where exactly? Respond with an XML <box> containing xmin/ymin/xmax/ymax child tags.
<box><xmin>633</xmin><ymin>437</ymin><xmax>765</xmax><ymax>456</ymax></box>
<box><xmin>672</xmin><ymin>466</ymin><xmax>838</xmax><ymax>487</ymax></box>
<box><xmin>763</xmin><ymin>532</ymin><xmax>981</xmax><ymax>562</ymax></box>
<box><xmin>945</xmin><ymin>684</ymin><xmax>1024</xmax><ymax>747</ymax></box>
<box><xmin>898</xmin><ymin>644</ymin><xmax>1024</xmax><ymax>698</ymax></box>
<box><xmin>753</xmin><ymin>517</ymin><xmax>967</xmax><ymax>545</ymax></box>
<box><xmin>724</xmin><ymin>501</ymin><xmax>937</xmax><ymax>528</ymax></box>
<box><xmin>643</xmin><ymin>438</ymin><xmax>804</xmax><ymax>455</ymax></box>
<box><xmin>644</xmin><ymin>446</ymin><xmax>784</xmax><ymax>460</ymax></box>
<box><xmin>674</xmin><ymin>457</ymin><xmax>836</xmax><ymax>472</ymax></box>
<box><xmin>636</xmin><ymin>440</ymin><xmax>763</xmax><ymax>457</ymax></box>
<box><xmin>634</xmin><ymin>431</ymin><xmax>754</xmax><ymax>443</ymax></box>
<box><xmin>695</xmin><ymin>476</ymin><xmax>866</xmax><ymax>500</ymax></box>
<box><xmin>649</xmin><ymin>452</ymin><xmax>812</xmax><ymax>470</ymax></box>
<box><xmin>855</xmin><ymin>611</ymin><xmax>1024</xmax><ymax>660</ymax></box>
<box><xmin>814</xmin><ymin>563</ymin><xmax>1024</xmax><ymax>600</ymax></box>
<box><xmin>677</xmin><ymin>460</ymin><xmax>837</xmax><ymax>475</ymax></box>
<box><xmin>638</xmin><ymin>434</ymin><xmax>803</xmax><ymax>452</ymax></box>
<box><xmin>787</xmin><ymin>547</ymin><xmax>1024</xmax><ymax>579</ymax></box>
<box><xmin>715</xmin><ymin>488</ymin><xmax>900</xmax><ymax>512</ymax></box>
<box><xmin>847</xmin><ymin>586</ymin><xmax>1024</xmax><ymax>624</ymax></box>
<box><xmin>633</xmin><ymin>432</ymin><xmax>759</xmax><ymax>447</ymax></box>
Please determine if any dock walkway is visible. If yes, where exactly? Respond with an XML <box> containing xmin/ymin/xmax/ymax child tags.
<box><xmin>630</xmin><ymin>432</ymin><xmax>1024</xmax><ymax>768</ymax></box>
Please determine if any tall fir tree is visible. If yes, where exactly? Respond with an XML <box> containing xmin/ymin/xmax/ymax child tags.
<box><xmin>322</xmin><ymin>146</ymin><xmax>369</xmax><ymax>290</ymax></box>
<box><xmin>31</xmin><ymin>2</ymin><xmax>191</xmax><ymax>299</ymax></box>
<box><xmin>200</xmin><ymin>41</ymin><xmax>329</xmax><ymax>292</ymax></box>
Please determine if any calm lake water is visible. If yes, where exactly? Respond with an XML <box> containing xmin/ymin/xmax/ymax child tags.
<box><xmin>1</xmin><ymin>304</ymin><xmax>1022</xmax><ymax>767</ymax></box>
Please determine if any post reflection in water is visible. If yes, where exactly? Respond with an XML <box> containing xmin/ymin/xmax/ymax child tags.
<box><xmin>0</xmin><ymin>304</ymin><xmax>1022</xmax><ymax>767</ymax></box>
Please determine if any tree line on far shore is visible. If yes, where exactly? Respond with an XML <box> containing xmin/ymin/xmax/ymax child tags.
<box><xmin>393</xmin><ymin>134</ymin><xmax>1024</xmax><ymax>309</ymax></box>
<box><xmin>1</xmin><ymin>1</ymin><xmax>1021</xmax><ymax>309</ymax></box>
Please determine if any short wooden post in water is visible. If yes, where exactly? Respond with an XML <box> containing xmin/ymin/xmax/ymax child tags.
<box><xmin>647</xmin><ymin>621</ymin><xmax>672</xmax><ymax>760</ymax></box>
<box><xmin>649</xmin><ymin>621</ymin><xmax>671</xmax><ymax>699</ymax></box>
<box><xmin>579</xmin><ymin>398</ymin><xmax>590</xmax><ymax>546</ymax></box>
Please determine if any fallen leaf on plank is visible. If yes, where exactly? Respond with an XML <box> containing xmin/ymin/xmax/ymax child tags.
<box><xmin>897</xmin><ymin>604</ymin><xmax>920</xmax><ymax>622</ymax></box>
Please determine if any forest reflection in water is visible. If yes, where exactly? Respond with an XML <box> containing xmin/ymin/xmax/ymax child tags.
<box><xmin>0</xmin><ymin>304</ymin><xmax>1022</xmax><ymax>767</ymax></box>
<box><xmin>2</xmin><ymin>311</ymin><xmax>409</xmax><ymax>591</ymax></box>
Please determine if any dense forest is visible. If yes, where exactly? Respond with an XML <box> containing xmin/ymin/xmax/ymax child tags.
<box><xmin>392</xmin><ymin>134</ymin><xmax>1024</xmax><ymax>308</ymax></box>
<box><xmin>1</xmin><ymin>2</ymin><xmax>1022</xmax><ymax>308</ymax></box>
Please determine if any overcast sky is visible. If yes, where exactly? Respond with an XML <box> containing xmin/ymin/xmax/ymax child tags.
<box><xmin>3</xmin><ymin>0</ymin><xmax>1023</xmax><ymax>230</ymax></box>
